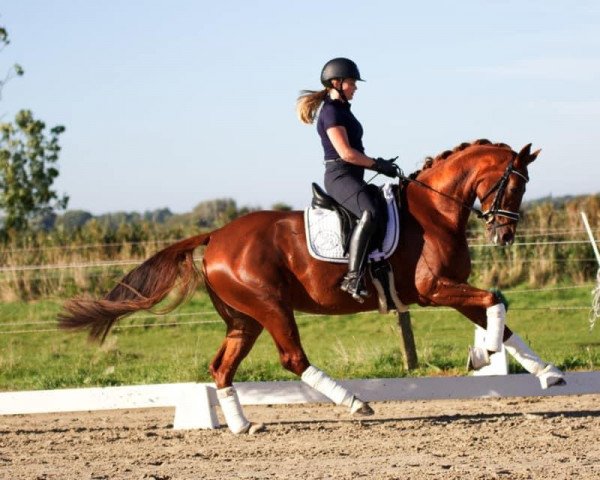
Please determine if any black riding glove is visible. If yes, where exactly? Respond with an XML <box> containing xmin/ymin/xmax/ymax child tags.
<box><xmin>371</xmin><ymin>157</ymin><xmax>399</xmax><ymax>178</ymax></box>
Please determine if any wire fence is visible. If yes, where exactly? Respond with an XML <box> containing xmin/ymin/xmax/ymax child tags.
<box><xmin>1</xmin><ymin>228</ymin><xmax>598</xmax><ymax>336</ymax></box>
<box><xmin>1</xmin><ymin>283</ymin><xmax>595</xmax><ymax>336</ymax></box>
<box><xmin>0</xmin><ymin>237</ymin><xmax>598</xmax><ymax>273</ymax></box>
<box><xmin>0</xmin><ymin>226</ymin><xmax>597</xmax><ymax>254</ymax></box>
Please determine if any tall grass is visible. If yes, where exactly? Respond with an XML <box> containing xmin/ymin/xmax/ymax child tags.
<box><xmin>0</xmin><ymin>195</ymin><xmax>598</xmax><ymax>300</ymax></box>
<box><xmin>1</xmin><ymin>287</ymin><xmax>598</xmax><ymax>391</ymax></box>
<box><xmin>0</xmin><ymin>220</ymin><xmax>196</xmax><ymax>301</ymax></box>
<box><xmin>468</xmin><ymin>194</ymin><xmax>599</xmax><ymax>288</ymax></box>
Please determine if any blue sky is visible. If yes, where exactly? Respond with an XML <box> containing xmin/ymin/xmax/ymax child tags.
<box><xmin>1</xmin><ymin>1</ymin><xmax>599</xmax><ymax>214</ymax></box>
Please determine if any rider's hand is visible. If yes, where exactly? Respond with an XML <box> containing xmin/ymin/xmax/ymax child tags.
<box><xmin>371</xmin><ymin>157</ymin><xmax>399</xmax><ymax>178</ymax></box>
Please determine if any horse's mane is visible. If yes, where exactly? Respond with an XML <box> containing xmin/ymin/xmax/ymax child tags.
<box><xmin>408</xmin><ymin>139</ymin><xmax>514</xmax><ymax>180</ymax></box>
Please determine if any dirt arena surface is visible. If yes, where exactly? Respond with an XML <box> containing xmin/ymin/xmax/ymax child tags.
<box><xmin>1</xmin><ymin>394</ymin><xmax>599</xmax><ymax>480</ymax></box>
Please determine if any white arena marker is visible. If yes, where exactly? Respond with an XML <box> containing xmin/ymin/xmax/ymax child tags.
<box><xmin>173</xmin><ymin>383</ymin><xmax>219</xmax><ymax>430</ymax></box>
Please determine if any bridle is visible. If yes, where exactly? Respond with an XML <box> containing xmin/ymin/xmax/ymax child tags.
<box><xmin>478</xmin><ymin>163</ymin><xmax>529</xmax><ymax>224</ymax></box>
<box><xmin>396</xmin><ymin>160</ymin><xmax>529</xmax><ymax>226</ymax></box>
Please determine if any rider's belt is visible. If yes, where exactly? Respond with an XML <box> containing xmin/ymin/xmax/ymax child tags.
<box><xmin>323</xmin><ymin>158</ymin><xmax>344</xmax><ymax>165</ymax></box>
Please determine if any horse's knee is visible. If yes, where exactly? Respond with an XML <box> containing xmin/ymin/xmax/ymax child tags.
<box><xmin>279</xmin><ymin>351</ymin><xmax>309</xmax><ymax>376</ymax></box>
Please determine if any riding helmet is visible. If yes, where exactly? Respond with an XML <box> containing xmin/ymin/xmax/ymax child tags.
<box><xmin>320</xmin><ymin>57</ymin><xmax>365</xmax><ymax>87</ymax></box>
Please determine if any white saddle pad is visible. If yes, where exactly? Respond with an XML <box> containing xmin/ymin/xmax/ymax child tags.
<box><xmin>304</xmin><ymin>183</ymin><xmax>400</xmax><ymax>264</ymax></box>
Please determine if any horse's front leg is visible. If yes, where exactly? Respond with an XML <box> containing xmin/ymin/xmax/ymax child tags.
<box><xmin>424</xmin><ymin>276</ymin><xmax>508</xmax><ymax>359</ymax></box>
<box><xmin>422</xmin><ymin>277</ymin><xmax>565</xmax><ymax>389</ymax></box>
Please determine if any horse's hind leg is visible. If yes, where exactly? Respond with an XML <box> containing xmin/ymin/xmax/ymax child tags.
<box><xmin>211</xmin><ymin>321</ymin><xmax>265</xmax><ymax>434</ymax></box>
<box><xmin>253</xmin><ymin>303</ymin><xmax>374</xmax><ymax>416</ymax></box>
<box><xmin>456</xmin><ymin>305</ymin><xmax>565</xmax><ymax>389</ymax></box>
<box><xmin>210</xmin><ymin>320</ymin><xmax>263</xmax><ymax>387</ymax></box>
<box><xmin>207</xmin><ymin>288</ymin><xmax>265</xmax><ymax>434</ymax></box>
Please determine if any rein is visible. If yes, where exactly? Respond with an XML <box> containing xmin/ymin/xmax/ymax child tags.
<box><xmin>395</xmin><ymin>162</ymin><xmax>529</xmax><ymax>224</ymax></box>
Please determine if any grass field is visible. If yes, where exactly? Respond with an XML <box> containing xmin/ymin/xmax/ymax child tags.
<box><xmin>1</xmin><ymin>284</ymin><xmax>599</xmax><ymax>391</ymax></box>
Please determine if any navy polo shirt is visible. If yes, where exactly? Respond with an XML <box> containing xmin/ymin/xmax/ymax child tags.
<box><xmin>317</xmin><ymin>96</ymin><xmax>364</xmax><ymax>160</ymax></box>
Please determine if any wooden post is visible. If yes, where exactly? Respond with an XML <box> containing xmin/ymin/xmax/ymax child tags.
<box><xmin>397</xmin><ymin>311</ymin><xmax>418</xmax><ymax>370</ymax></box>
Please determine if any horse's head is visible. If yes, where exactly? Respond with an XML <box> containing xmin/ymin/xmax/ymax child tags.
<box><xmin>476</xmin><ymin>143</ymin><xmax>540</xmax><ymax>246</ymax></box>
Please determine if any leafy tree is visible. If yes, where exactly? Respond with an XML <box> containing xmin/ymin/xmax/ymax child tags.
<box><xmin>271</xmin><ymin>202</ymin><xmax>292</xmax><ymax>211</ymax></box>
<box><xmin>192</xmin><ymin>198</ymin><xmax>238</xmax><ymax>227</ymax></box>
<box><xmin>57</xmin><ymin>210</ymin><xmax>93</xmax><ymax>231</ymax></box>
<box><xmin>0</xmin><ymin>25</ymin><xmax>24</xmax><ymax>101</ymax></box>
<box><xmin>0</xmin><ymin>110</ymin><xmax>69</xmax><ymax>233</ymax></box>
<box><xmin>0</xmin><ymin>24</ymin><xmax>68</xmax><ymax>235</ymax></box>
<box><xmin>143</xmin><ymin>207</ymin><xmax>173</xmax><ymax>224</ymax></box>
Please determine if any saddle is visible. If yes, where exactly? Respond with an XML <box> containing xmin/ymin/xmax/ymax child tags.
<box><xmin>311</xmin><ymin>184</ymin><xmax>358</xmax><ymax>254</ymax></box>
<box><xmin>307</xmin><ymin>183</ymin><xmax>398</xmax><ymax>261</ymax></box>
<box><xmin>305</xmin><ymin>183</ymin><xmax>406</xmax><ymax>314</ymax></box>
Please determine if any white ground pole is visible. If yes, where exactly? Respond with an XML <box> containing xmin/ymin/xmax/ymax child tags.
<box><xmin>1</xmin><ymin>372</ymin><xmax>600</xmax><ymax>430</ymax></box>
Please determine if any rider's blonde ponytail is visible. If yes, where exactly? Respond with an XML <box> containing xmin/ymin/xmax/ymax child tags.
<box><xmin>296</xmin><ymin>89</ymin><xmax>328</xmax><ymax>124</ymax></box>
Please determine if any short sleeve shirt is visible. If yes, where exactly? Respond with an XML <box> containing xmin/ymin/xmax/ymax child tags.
<box><xmin>317</xmin><ymin>97</ymin><xmax>364</xmax><ymax>160</ymax></box>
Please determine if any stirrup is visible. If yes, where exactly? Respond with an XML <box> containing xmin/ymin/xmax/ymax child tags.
<box><xmin>340</xmin><ymin>272</ymin><xmax>369</xmax><ymax>302</ymax></box>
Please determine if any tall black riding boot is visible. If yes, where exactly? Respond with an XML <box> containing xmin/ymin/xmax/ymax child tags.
<box><xmin>340</xmin><ymin>210</ymin><xmax>375</xmax><ymax>302</ymax></box>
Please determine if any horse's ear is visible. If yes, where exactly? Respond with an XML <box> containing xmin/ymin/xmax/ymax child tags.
<box><xmin>515</xmin><ymin>143</ymin><xmax>538</xmax><ymax>168</ymax></box>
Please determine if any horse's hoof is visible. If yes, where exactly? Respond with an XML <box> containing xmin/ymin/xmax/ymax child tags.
<box><xmin>467</xmin><ymin>346</ymin><xmax>491</xmax><ymax>371</ymax></box>
<box><xmin>538</xmin><ymin>365</ymin><xmax>566</xmax><ymax>389</ymax></box>
<box><xmin>248</xmin><ymin>422</ymin><xmax>266</xmax><ymax>434</ymax></box>
<box><xmin>235</xmin><ymin>421</ymin><xmax>266</xmax><ymax>435</ymax></box>
<box><xmin>351</xmin><ymin>400</ymin><xmax>374</xmax><ymax>416</ymax></box>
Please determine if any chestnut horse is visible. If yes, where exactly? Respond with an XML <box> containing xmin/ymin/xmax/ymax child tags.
<box><xmin>59</xmin><ymin>139</ymin><xmax>565</xmax><ymax>434</ymax></box>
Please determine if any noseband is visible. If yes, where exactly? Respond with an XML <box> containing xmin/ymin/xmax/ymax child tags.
<box><xmin>479</xmin><ymin>163</ymin><xmax>529</xmax><ymax>224</ymax></box>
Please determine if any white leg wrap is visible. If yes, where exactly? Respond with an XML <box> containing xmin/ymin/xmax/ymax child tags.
<box><xmin>217</xmin><ymin>386</ymin><xmax>251</xmax><ymax>434</ymax></box>
<box><xmin>301</xmin><ymin>365</ymin><xmax>365</xmax><ymax>413</ymax></box>
<box><xmin>485</xmin><ymin>303</ymin><xmax>506</xmax><ymax>352</ymax></box>
<box><xmin>503</xmin><ymin>333</ymin><xmax>545</xmax><ymax>375</ymax></box>
<box><xmin>504</xmin><ymin>334</ymin><xmax>565</xmax><ymax>389</ymax></box>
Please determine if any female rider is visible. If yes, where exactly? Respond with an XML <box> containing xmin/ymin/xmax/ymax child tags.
<box><xmin>297</xmin><ymin>57</ymin><xmax>398</xmax><ymax>301</ymax></box>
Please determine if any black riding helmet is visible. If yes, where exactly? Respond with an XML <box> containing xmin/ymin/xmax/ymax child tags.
<box><xmin>320</xmin><ymin>57</ymin><xmax>365</xmax><ymax>87</ymax></box>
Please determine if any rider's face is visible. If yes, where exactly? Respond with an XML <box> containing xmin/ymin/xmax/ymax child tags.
<box><xmin>332</xmin><ymin>78</ymin><xmax>358</xmax><ymax>101</ymax></box>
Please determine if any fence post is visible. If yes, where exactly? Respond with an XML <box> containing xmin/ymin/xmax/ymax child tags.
<box><xmin>397</xmin><ymin>311</ymin><xmax>418</xmax><ymax>370</ymax></box>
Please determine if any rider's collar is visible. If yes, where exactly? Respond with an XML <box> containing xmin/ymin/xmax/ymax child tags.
<box><xmin>325</xmin><ymin>95</ymin><xmax>351</xmax><ymax>109</ymax></box>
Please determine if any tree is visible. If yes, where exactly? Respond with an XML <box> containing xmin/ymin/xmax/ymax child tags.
<box><xmin>191</xmin><ymin>198</ymin><xmax>238</xmax><ymax>228</ymax></box>
<box><xmin>271</xmin><ymin>202</ymin><xmax>292</xmax><ymax>211</ymax></box>
<box><xmin>0</xmin><ymin>24</ymin><xmax>68</xmax><ymax>235</ymax></box>
<box><xmin>57</xmin><ymin>210</ymin><xmax>93</xmax><ymax>231</ymax></box>
<box><xmin>0</xmin><ymin>25</ymin><xmax>24</xmax><ymax>101</ymax></box>
<box><xmin>0</xmin><ymin>110</ymin><xmax>69</xmax><ymax>233</ymax></box>
<box><xmin>143</xmin><ymin>208</ymin><xmax>173</xmax><ymax>224</ymax></box>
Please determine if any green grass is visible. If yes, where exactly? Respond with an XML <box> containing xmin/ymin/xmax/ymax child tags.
<box><xmin>1</xmin><ymin>285</ymin><xmax>599</xmax><ymax>391</ymax></box>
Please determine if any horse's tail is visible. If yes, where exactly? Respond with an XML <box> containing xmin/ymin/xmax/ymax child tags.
<box><xmin>58</xmin><ymin>231</ymin><xmax>213</xmax><ymax>343</ymax></box>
